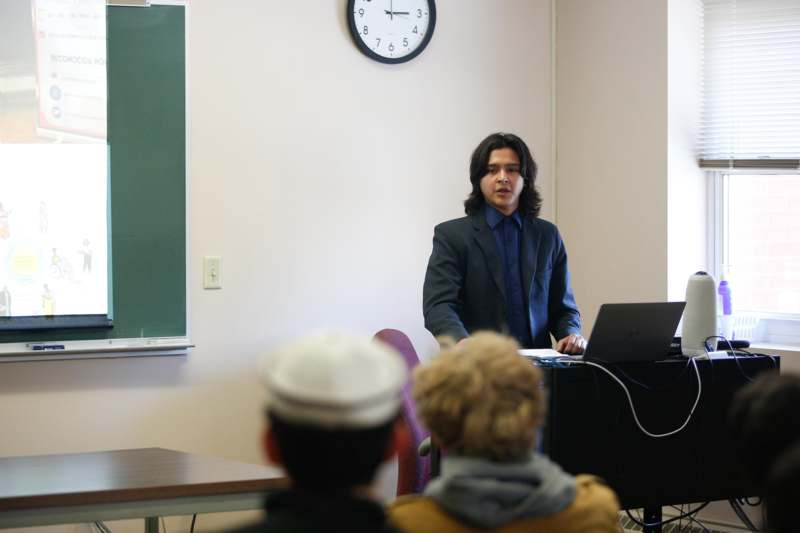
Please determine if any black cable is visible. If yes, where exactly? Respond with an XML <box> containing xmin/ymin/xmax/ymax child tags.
<box><xmin>717</xmin><ymin>336</ymin><xmax>755</xmax><ymax>383</ymax></box>
<box><xmin>190</xmin><ymin>514</ymin><xmax>197</xmax><ymax>533</ymax></box>
<box><xmin>611</xmin><ymin>357</ymin><xmax>694</xmax><ymax>391</ymax></box>
<box><xmin>740</xmin><ymin>349</ymin><xmax>780</xmax><ymax>370</ymax></box>
<box><xmin>671</xmin><ymin>505</ymin><xmax>711</xmax><ymax>532</ymax></box>
<box><xmin>730</xmin><ymin>498</ymin><xmax>760</xmax><ymax>531</ymax></box>
<box><xmin>736</xmin><ymin>496</ymin><xmax>760</xmax><ymax>506</ymax></box>
<box><xmin>704</xmin><ymin>334</ymin><xmax>728</xmax><ymax>353</ymax></box>
<box><xmin>704</xmin><ymin>335</ymin><xmax>777</xmax><ymax>384</ymax></box>
<box><xmin>625</xmin><ymin>502</ymin><xmax>710</xmax><ymax>528</ymax></box>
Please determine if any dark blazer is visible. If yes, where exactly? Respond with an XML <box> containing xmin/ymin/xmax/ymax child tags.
<box><xmin>423</xmin><ymin>212</ymin><xmax>581</xmax><ymax>348</ymax></box>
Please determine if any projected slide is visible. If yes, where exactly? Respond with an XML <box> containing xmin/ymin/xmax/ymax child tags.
<box><xmin>33</xmin><ymin>0</ymin><xmax>107</xmax><ymax>140</ymax></box>
<box><xmin>0</xmin><ymin>0</ymin><xmax>108</xmax><ymax>320</ymax></box>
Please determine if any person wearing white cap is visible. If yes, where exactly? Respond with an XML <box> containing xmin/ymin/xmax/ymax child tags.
<box><xmin>228</xmin><ymin>330</ymin><xmax>409</xmax><ymax>533</ymax></box>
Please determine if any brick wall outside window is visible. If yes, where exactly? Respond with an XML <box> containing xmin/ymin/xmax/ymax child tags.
<box><xmin>727</xmin><ymin>174</ymin><xmax>800</xmax><ymax>315</ymax></box>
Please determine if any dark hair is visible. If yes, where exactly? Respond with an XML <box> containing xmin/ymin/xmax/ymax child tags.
<box><xmin>464</xmin><ymin>132</ymin><xmax>542</xmax><ymax>218</ymax></box>
<box><xmin>765</xmin><ymin>441</ymin><xmax>800</xmax><ymax>533</ymax></box>
<box><xmin>729</xmin><ymin>372</ymin><xmax>800</xmax><ymax>490</ymax></box>
<box><xmin>268</xmin><ymin>411</ymin><xmax>395</xmax><ymax>492</ymax></box>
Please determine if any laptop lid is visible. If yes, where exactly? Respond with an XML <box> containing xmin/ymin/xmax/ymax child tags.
<box><xmin>583</xmin><ymin>302</ymin><xmax>686</xmax><ymax>363</ymax></box>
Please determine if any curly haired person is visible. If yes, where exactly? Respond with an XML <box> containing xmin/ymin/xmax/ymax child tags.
<box><xmin>390</xmin><ymin>332</ymin><xmax>619</xmax><ymax>533</ymax></box>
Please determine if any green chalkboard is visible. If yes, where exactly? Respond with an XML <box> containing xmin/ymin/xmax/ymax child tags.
<box><xmin>2</xmin><ymin>5</ymin><xmax>186</xmax><ymax>343</ymax></box>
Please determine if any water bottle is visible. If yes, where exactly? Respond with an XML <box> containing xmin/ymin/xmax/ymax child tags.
<box><xmin>718</xmin><ymin>275</ymin><xmax>733</xmax><ymax>341</ymax></box>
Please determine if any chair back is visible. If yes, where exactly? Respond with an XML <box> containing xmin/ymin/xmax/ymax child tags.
<box><xmin>374</xmin><ymin>328</ymin><xmax>430</xmax><ymax>495</ymax></box>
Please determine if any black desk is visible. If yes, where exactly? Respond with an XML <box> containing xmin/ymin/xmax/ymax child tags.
<box><xmin>540</xmin><ymin>356</ymin><xmax>778</xmax><ymax>512</ymax></box>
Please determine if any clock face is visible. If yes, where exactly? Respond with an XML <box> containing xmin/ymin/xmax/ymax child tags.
<box><xmin>347</xmin><ymin>0</ymin><xmax>436</xmax><ymax>64</ymax></box>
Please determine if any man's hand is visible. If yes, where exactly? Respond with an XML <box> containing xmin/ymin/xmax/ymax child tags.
<box><xmin>555</xmin><ymin>334</ymin><xmax>586</xmax><ymax>355</ymax></box>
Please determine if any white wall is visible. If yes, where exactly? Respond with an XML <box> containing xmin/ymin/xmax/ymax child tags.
<box><xmin>188</xmin><ymin>0</ymin><xmax>555</xmax><ymax>360</ymax></box>
<box><xmin>0</xmin><ymin>1</ymin><xmax>554</xmax><ymax>531</ymax></box>
<box><xmin>668</xmin><ymin>0</ymin><xmax>707</xmax><ymax>302</ymax></box>
<box><xmin>555</xmin><ymin>0</ymin><xmax>669</xmax><ymax>332</ymax></box>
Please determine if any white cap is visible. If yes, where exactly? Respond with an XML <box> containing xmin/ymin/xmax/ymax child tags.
<box><xmin>260</xmin><ymin>330</ymin><xmax>407</xmax><ymax>428</ymax></box>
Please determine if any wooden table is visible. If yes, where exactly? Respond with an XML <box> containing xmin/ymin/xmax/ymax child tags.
<box><xmin>0</xmin><ymin>447</ymin><xmax>287</xmax><ymax>531</ymax></box>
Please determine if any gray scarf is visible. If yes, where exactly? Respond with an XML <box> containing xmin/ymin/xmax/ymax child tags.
<box><xmin>424</xmin><ymin>453</ymin><xmax>577</xmax><ymax>528</ymax></box>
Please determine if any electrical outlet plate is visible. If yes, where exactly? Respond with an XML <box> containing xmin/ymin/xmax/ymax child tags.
<box><xmin>203</xmin><ymin>256</ymin><xmax>222</xmax><ymax>289</ymax></box>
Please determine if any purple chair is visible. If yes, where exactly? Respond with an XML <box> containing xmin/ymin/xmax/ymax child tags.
<box><xmin>374</xmin><ymin>328</ymin><xmax>431</xmax><ymax>495</ymax></box>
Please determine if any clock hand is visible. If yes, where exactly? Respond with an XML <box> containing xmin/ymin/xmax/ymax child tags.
<box><xmin>391</xmin><ymin>11</ymin><xmax>410</xmax><ymax>14</ymax></box>
<box><xmin>390</xmin><ymin>0</ymin><xmax>393</xmax><ymax>20</ymax></box>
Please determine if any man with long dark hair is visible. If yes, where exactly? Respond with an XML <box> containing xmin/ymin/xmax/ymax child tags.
<box><xmin>422</xmin><ymin>133</ymin><xmax>585</xmax><ymax>353</ymax></box>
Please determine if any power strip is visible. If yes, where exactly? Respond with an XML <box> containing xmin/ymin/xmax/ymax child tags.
<box><xmin>689</xmin><ymin>351</ymin><xmax>730</xmax><ymax>360</ymax></box>
<box><xmin>706</xmin><ymin>350</ymin><xmax>732</xmax><ymax>359</ymax></box>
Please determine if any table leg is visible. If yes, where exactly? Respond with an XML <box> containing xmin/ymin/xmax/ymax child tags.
<box><xmin>430</xmin><ymin>444</ymin><xmax>441</xmax><ymax>478</ymax></box>
<box><xmin>642</xmin><ymin>506</ymin><xmax>662</xmax><ymax>533</ymax></box>
<box><xmin>144</xmin><ymin>516</ymin><xmax>159</xmax><ymax>533</ymax></box>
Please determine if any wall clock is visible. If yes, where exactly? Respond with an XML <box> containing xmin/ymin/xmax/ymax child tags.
<box><xmin>347</xmin><ymin>0</ymin><xmax>436</xmax><ymax>64</ymax></box>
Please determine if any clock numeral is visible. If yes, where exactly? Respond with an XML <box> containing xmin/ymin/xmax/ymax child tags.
<box><xmin>403</xmin><ymin>37</ymin><xmax>408</xmax><ymax>47</ymax></box>
<box><xmin>417</xmin><ymin>8</ymin><xmax>422</xmax><ymax>17</ymax></box>
<box><xmin>413</xmin><ymin>25</ymin><xmax>418</xmax><ymax>34</ymax></box>
<box><xmin>376</xmin><ymin>37</ymin><xmax>381</xmax><ymax>47</ymax></box>
<box><xmin>388</xmin><ymin>42</ymin><xmax>395</xmax><ymax>52</ymax></box>
<box><xmin>358</xmin><ymin>8</ymin><xmax>364</xmax><ymax>17</ymax></box>
<box><xmin>363</xmin><ymin>25</ymin><xmax>368</xmax><ymax>35</ymax></box>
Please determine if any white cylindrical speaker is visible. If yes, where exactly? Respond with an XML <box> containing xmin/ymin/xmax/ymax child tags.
<box><xmin>681</xmin><ymin>271</ymin><xmax>718</xmax><ymax>356</ymax></box>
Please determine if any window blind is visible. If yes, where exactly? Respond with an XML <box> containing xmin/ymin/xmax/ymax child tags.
<box><xmin>699</xmin><ymin>0</ymin><xmax>800</xmax><ymax>168</ymax></box>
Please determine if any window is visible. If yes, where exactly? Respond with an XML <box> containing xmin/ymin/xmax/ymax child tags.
<box><xmin>702</xmin><ymin>0</ymin><xmax>800</xmax><ymax>345</ymax></box>
<box><xmin>712</xmin><ymin>172</ymin><xmax>800</xmax><ymax>309</ymax></box>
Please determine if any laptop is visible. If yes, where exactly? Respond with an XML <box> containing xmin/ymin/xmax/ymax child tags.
<box><xmin>582</xmin><ymin>302</ymin><xmax>686</xmax><ymax>363</ymax></box>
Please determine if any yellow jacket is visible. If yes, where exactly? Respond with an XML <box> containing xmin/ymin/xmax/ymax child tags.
<box><xmin>389</xmin><ymin>474</ymin><xmax>620</xmax><ymax>533</ymax></box>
